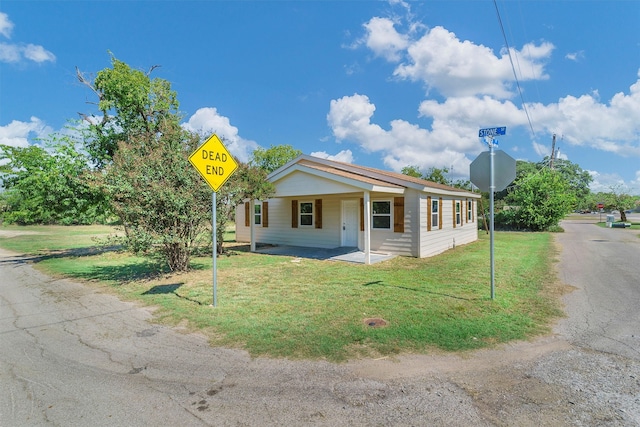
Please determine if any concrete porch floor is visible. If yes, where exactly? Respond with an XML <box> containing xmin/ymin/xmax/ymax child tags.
<box><xmin>254</xmin><ymin>245</ymin><xmax>396</xmax><ymax>264</ymax></box>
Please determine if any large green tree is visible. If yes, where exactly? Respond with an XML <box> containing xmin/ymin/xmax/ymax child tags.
<box><xmin>543</xmin><ymin>157</ymin><xmax>593</xmax><ymax>209</ymax></box>
<box><xmin>0</xmin><ymin>134</ymin><xmax>108</xmax><ymax>225</ymax></box>
<box><xmin>77</xmin><ymin>53</ymin><xmax>179</xmax><ymax>167</ymax></box>
<box><xmin>599</xmin><ymin>186</ymin><xmax>637</xmax><ymax>222</ymax></box>
<box><xmin>497</xmin><ymin>168</ymin><xmax>576</xmax><ymax>231</ymax></box>
<box><xmin>80</xmin><ymin>55</ymin><xmax>272</xmax><ymax>269</ymax></box>
<box><xmin>101</xmin><ymin>122</ymin><xmax>213</xmax><ymax>271</ymax></box>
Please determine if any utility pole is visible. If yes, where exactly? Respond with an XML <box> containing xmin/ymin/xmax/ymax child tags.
<box><xmin>550</xmin><ymin>133</ymin><xmax>557</xmax><ymax>170</ymax></box>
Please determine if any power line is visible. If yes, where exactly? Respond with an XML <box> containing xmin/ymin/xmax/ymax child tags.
<box><xmin>493</xmin><ymin>0</ymin><xmax>536</xmax><ymax>138</ymax></box>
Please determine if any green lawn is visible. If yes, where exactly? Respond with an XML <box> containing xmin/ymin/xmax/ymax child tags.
<box><xmin>0</xmin><ymin>224</ymin><xmax>564</xmax><ymax>361</ymax></box>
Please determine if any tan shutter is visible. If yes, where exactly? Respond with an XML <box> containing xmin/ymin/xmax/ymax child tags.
<box><xmin>262</xmin><ymin>201</ymin><xmax>268</xmax><ymax>228</ymax></box>
<box><xmin>315</xmin><ymin>199</ymin><xmax>322</xmax><ymax>229</ymax></box>
<box><xmin>465</xmin><ymin>198</ymin><xmax>469</xmax><ymax>223</ymax></box>
<box><xmin>452</xmin><ymin>200</ymin><xmax>456</xmax><ymax>228</ymax></box>
<box><xmin>244</xmin><ymin>202</ymin><xmax>250</xmax><ymax>227</ymax></box>
<box><xmin>439</xmin><ymin>198</ymin><xmax>443</xmax><ymax>230</ymax></box>
<box><xmin>472</xmin><ymin>200</ymin><xmax>475</xmax><ymax>222</ymax></box>
<box><xmin>427</xmin><ymin>196</ymin><xmax>432</xmax><ymax>232</ymax></box>
<box><xmin>360</xmin><ymin>198</ymin><xmax>364</xmax><ymax>231</ymax></box>
<box><xmin>394</xmin><ymin>197</ymin><xmax>404</xmax><ymax>233</ymax></box>
<box><xmin>291</xmin><ymin>200</ymin><xmax>298</xmax><ymax>228</ymax></box>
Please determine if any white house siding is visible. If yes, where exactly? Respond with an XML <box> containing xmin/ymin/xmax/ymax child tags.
<box><xmin>237</xmin><ymin>195</ymin><xmax>346</xmax><ymax>249</ymax></box>
<box><xmin>237</xmin><ymin>192</ymin><xmax>478</xmax><ymax>257</ymax></box>
<box><xmin>367</xmin><ymin>189</ymin><xmax>419</xmax><ymax>257</ymax></box>
<box><xmin>419</xmin><ymin>196</ymin><xmax>478</xmax><ymax>258</ymax></box>
<box><xmin>273</xmin><ymin>170</ymin><xmax>359</xmax><ymax>197</ymax></box>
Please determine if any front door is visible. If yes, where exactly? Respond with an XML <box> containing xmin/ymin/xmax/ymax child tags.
<box><xmin>341</xmin><ymin>199</ymin><xmax>359</xmax><ymax>247</ymax></box>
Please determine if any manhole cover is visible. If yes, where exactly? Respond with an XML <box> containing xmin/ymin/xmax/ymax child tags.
<box><xmin>364</xmin><ymin>318</ymin><xmax>388</xmax><ymax>328</ymax></box>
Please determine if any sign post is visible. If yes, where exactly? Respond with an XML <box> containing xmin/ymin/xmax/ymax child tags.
<box><xmin>189</xmin><ymin>134</ymin><xmax>238</xmax><ymax>307</ymax></box>
<box><xmin>470</xmin><ymin>127</ymin><xmax>515</xmax><ymax>300</ymax></box>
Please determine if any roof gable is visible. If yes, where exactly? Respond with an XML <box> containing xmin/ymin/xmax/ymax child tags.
<box><xmin>268</xmin><ymin>155</ymin><xmax>479</xmax><ymax>197</ymax></box>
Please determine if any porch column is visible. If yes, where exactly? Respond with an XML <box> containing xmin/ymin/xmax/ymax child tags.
<box><xmin>364</xmin><ymin>190</ymin><xmax>371</xmax><ymax>265</ymax></box>
<box><xmin>250</xmin><ymin>200</ymin><xmax>256</xmax><ymax>252</ymax></box>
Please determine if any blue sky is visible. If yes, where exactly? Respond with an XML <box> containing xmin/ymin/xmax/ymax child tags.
<box><xmin>1</xmin><ymin>1</ymin><xmax>639</xmax><ymax>194</ymax></box>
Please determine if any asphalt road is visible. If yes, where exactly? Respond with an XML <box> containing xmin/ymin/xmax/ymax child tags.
<box><xmin>1</xmin><ymin>218</ymin><xmax>639</xmax><ymax>426</ymax></box>
<box><xmin>555</xmin><ymin>217</ymin><xmax>640</xmax><ymax>360</ymax></box>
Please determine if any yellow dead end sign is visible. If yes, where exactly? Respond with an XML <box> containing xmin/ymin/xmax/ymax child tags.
<box><xmin>189</xmin><ymin>134</ymin><xmax>238</xmax><ymax>307</ymax></box>
<box><xmin>189</xmin><ymin>134</ymin><xmax>238</xmax><ymax>192</ymax></box>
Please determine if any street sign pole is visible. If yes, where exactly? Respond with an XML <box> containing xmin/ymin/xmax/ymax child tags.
<box><xmin>489</xmin><ymin>139</ymin><xmax>496</xmax><ymax>300</ymax></box>
<box><xmin>212</xmin><ymin>191</ymin><xmax>217</xmax><ymax>307</ymax></box>
<box><xmin>471</xmin><ymin>127</ymin><xmax>511</xmax><ymax>301</ymax></box>
<box><xmin>188</xmin><ymin>133</ymin><xmax>239</xmax><ymax>308</ymax></box>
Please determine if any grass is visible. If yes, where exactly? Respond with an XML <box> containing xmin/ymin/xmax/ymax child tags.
<box><xmin>0</xmin><ymin>224</ymin><xmax>565</xmax><ymax>361</ymax></box>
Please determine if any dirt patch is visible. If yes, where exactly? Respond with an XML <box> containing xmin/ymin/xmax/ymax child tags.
<box><xmin>363</xmin><ymin>317</ymin><xmax>388</xmax><ymax>328</ymax></box>
<box><xmin>0</xmin><ymin>229</ymin><xmax>46</xmax><ymax>239</ymax></box>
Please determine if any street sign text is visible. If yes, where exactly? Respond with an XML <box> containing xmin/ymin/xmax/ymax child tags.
<box><xmin>189</xmin><ymin>134</ymin><xmax>238</xmax><ymax>192</ymax></box>
<box><xmin>478</xmin><ymin>127</ymin><xmax>506</xmax><ymax>138</ymax></box>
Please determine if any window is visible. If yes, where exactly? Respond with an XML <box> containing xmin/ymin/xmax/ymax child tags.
<box><xmin>467</xmin><ymin>200</ymin><xmax>473</xmax><ymax>222</ymax></box>
<box><xmin>299</xmin><ymin>202</ymin><xmax>313</xmax><ymax>226</ymax></box>
<box><xmin>372</xmin><ymin>200</ymin><xmax>391</xmax><ymax>229</ymax></box>
<box><xmin>431</xmin><ymin>199</ymin><xmax>439</xmax><ymax>228</ymax></box>
<box><xmin>254</xmin><ymin>203</ymin><xmax>262</xmax><ymax>225</ymax></box>
<box><xmin>455</xmin><ymin>201</ymin><xmax>462</xmax><ymax>226</ymax></box>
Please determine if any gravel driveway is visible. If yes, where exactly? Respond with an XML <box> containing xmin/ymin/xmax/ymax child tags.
<box><xmin>1</xmin><ymin>219</ymin><xmax>639</xmax><ymax>426</ymax></box>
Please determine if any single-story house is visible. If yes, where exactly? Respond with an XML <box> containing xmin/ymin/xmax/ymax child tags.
<box><xmin>236</xmin><ymin>155</ymin><xmax>481</xmax><ymax>264</ymax></box>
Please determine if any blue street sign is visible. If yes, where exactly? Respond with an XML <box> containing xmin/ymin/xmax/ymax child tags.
<box><xmin>478</xmin><ymin>127</ymin><xmax>506</xmax><ymax>138</ymax></box>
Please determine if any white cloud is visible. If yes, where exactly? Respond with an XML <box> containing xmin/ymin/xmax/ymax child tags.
<box><xmin>327</xmin><ymin>93</ymin><xmax>472</xmax><ymax>176</ymax></box>
<box><xmin>358</xmin><ymin>10</ymin><xmax>553</xmax><ymax>99</ymax></box>
<box><xmin>393</xmin><ymin>26</ymin><xmax>553</xmax><ymax>98</ymax></box>
<box><xmin>24</xmin><ymin>44</ymin><xmax>56</xmax><ymax>63</ymax></box>
<box><xmin>0</xmin><ymin>42</ymin><xmax>20</xmax><ymax>62</ymax></box>
<box><xmin>0</xmin><ymin>117</ymin><xmax>52</xmax><ymax>148</ymax></box>
<box><xmin>362</xmin><ymin>17</ymin><xmax>409</xmax><ymax>62</ymax></box>
<box><xmin>0</xmin><ymin>12</ymin><xmax>14</xmax><ymax>38</ymax></box>
<box><xmin>182</xmin><ymin>107</ymin><xmax>258</xmax><ymax>163</ymax></box>
<box><xmin>527</xmin><ymin>74</ymin><xmax>640</xmax><ymax>156</ymax></box>
<box><xmin>310</xmin><ymin>149</ymin><xmax>354</xmax><ymax>163</ymax></box>
<box><xmin>565</xmin><ymin>50</ymin><xmax>585</xmax><ymax>62</ymax></box>
<box><xmin>0</xmin><ymin>42</ymin><xmax>56</xmax><ymax>64</ymax></box>
<box><xmin>587</xmin><ymin>170</ymin><xmax>639</xmax><ymax>194</ymax></box>
<box><xmin>0</xmin><ymin>13</ymin><xmax>55</xmax><ymax>64</ymax></box>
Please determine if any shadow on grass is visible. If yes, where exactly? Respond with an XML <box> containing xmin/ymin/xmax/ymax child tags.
<box><xmin>363</xmin><ymin>280</ymin><xmax>482</xmax><ymax>301</ymax></box>
<box><xmin>142</xmin><ymin>282</ymin><xmax>205</xmax><ymax>305</ymax></box>
<box><xmin>142</xmin><ymin>283</ymin><xmax>182</xmax><ymax>295</ymax></box>
<box><xmin>76</xmin><ymin>260</ymin><xmax>168</xmax><ymax>284</ymax></box>
<box><xmin>11</xmin><ymin>245</ymin><xmax>170</xmax><ymax>284</ymax></box>
<box><xmin>21</xmin><ymin>245</ymin><xmax>123</xmax><ymax>262</ymax></box>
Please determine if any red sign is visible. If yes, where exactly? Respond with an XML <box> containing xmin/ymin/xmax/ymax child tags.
<box><xmin>597</xmin><ymin>203</ymin><xmax>604</xmax><ymax>209</ymax></box>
